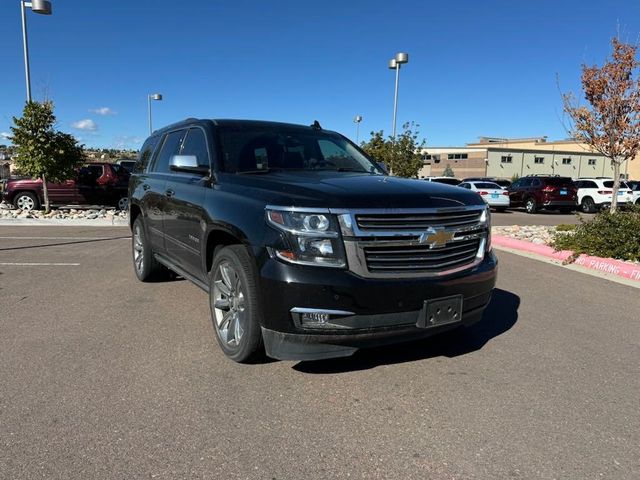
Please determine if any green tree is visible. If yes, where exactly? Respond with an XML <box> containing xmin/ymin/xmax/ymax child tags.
<box><xmin>360</xmin><ymin>122</ymin><xmax>426</xmax><ymax>178</ymax></box>
<box><xmin>9</xmin><ymin>101</ymin><xmax>84</xmax><ymax>212</ymax></box>
<box><xmin>442</xmin><ymin>164</ymin><xmax>455</xmax><ymax>177</ymax></box>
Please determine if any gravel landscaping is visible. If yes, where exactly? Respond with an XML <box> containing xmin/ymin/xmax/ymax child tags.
<box><xmin>492</xmin><ymin>225</ymin><xmax>558</xmax><ymax>245</ymax></box>
<box><xmin>0</xmin><ymin>202</ymin><xmax>128</xmax><ymax>224</ymax></box>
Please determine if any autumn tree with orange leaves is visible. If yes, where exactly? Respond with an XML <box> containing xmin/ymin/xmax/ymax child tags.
<box><xmin>563</xmin><ymin>38</ymin><xmax>640</xmax><ymax>212</ymax></box>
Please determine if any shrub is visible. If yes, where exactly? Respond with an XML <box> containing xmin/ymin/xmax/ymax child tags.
<box><xmin>552</xmin><ymin>207</ymin><xmax>640</xmax><ymax>261</ymax></box>
<box><xmin>555</xmin><ymin>224</ymin><xmax>576</xmax><ymax>232</ymax></box>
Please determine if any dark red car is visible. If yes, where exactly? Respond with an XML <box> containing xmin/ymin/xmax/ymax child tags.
<box><xmin>507</xmin><ymin>175</ymin><xmax>578</xmax><ymax>213</ymax></box>
<box><xmin>2</xmin><ymin>162</ymin><xmax>130</xmax><ymax>211</ymax></box>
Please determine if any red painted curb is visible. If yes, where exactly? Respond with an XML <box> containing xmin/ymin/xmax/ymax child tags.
<box><xmin>492</xmin><ymin>235</ymin><xmax>640</xmax><ymax>283</ymax></box>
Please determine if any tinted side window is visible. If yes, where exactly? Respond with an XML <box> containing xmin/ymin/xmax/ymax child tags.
<box><xmin>136</xmin><ymin>136</ymin><xmax>161</xmax><ymax>173</ymax></box>
<box><xmin>152</xmin><ymin>130</ymin><xmax>187</xmax><ymax>173</ymax></box>
<box><xmin>180</xmin><ymin>128</ymin><xmax>210</xmax><ymax>168</ymax></box>
<box><xmin>520</xmin><ymin>178</ymin><xmax>533</xmax><ymax>187</ymax></box>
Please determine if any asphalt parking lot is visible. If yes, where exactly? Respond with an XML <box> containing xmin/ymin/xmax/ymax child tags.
<box><xmin>1</xmin><ymin>225</ymin><xmax>638</xmax><ymax>479</ymax></box>
<box><xmin>491</xmin><ymin>209</ymin><xmax>592</xmax><ymax>226</ymax></box>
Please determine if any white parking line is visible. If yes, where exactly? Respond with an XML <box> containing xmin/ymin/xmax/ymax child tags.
<box><xmin>0</xmin><ymin>262</ymin><xmax>80</xmax><ymax>266</ymax></box>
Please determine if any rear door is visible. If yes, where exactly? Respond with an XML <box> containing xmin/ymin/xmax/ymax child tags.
<box><xmin>163</xmin><ymin>127</ymin><xmax>212</xmax><ymax>278</ymax></box>
<box><xmin>76</xmin><ymin>164</ymin><xmax>105</xmax><ymax>205</ymax></box>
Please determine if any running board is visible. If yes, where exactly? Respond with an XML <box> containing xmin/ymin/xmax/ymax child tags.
<box><xmin>154</xmin><ymin>254</ymin><xmax>209</xmax><ymax>293</ymax></box>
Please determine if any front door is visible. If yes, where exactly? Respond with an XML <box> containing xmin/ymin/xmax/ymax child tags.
<box><xmin>163</xmin><ymin>127</ymin><xmax>211</xmax><ymax>279</ymax></box>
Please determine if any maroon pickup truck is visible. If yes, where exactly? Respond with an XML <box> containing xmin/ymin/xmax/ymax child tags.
<box><xmin>2</xmin><ymin>162</ymin><xmax>130</xmax><ymax>210</ymax></box>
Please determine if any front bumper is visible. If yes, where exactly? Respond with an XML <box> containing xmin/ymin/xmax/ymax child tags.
<box><xmin>257</xmin><ymin>251</ymin><xmax>498</xmax><ymax>360</ymax></box>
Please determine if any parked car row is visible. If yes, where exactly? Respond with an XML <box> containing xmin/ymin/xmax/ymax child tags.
<box><xmin>423</xmin><ymin>175</ymin><xmax>639</xmax><ymax>213</ymax></box>
<box><xmin>1</xmin><ymin>162</ymin><xmax>130</xmax><ymax>211</ymax></box>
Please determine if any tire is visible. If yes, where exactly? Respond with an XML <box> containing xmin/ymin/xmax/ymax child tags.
<box><xmin>524</xmin><ymin>197</ymin><xmax>537</xmax><ymax>214</ymax></box>
<box><xmin>131</xmin><ymin>216</ymin><xmax>162</xmax><ymax>281</ymax></box>
<box><xmin>13</xmin><ymin>191</ymin><xmax>39</xmax><ymax>211</ymax></box>
<box><xmin>117</xmin><ymin>196</ymin><xmax>129</xmax><ymax>211</ymax></box>
<box><xmin>209</xmin><ymin>245</ymin><xmax>264</xmax><ymax>363</ymax></box>
<box><xmin>581</xmin><ymin>197</ymin><xmax>596</xmax><ymax>214</ymax></box>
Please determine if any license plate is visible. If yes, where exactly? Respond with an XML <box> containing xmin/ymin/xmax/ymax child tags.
<box><xmin>618</xmin><ymin>191</ymin><xmax>625</xmax><ymax>195</ymax></box>
<box><xmin>560</xmin><ymin>190</ymin><xmax>568</xmax><ymax>195</ymax></box>
<box><xmin>417</xmin><ymin>295</ymin><xmax>463</xmax><ymax>328</ymax></box>
<box><xmin>491</xmin><ymin>193</ymin><xmax>499</xmax><ymax>199</ymax></box>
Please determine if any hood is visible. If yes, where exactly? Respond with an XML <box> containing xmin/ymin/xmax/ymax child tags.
<box><xmin>218</xmin><ymin>171</ymin><xmax>484</xmax><ymax>209</ymax></box>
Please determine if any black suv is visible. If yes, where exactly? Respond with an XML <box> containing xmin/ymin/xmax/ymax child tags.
<box><xmin>129</xmin><ymin>119</ymin><xmax>497</xmax><ymax>362</ymax></box>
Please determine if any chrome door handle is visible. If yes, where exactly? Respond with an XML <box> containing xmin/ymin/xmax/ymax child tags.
<box><xmin>142</xmin><ymin>184</ymin><xmax>150</xmax><ymax>191</ymax></box>
<box><xmin>165</xmin><ymin>189</ymin><xmax>175</xmax><ymax>198</ymax></box>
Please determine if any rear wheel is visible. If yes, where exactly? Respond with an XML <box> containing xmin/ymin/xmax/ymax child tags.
<box><xmin>132</xmin><ymin>216</ymin><xmax>162</xmax><ymax>281</ymax></box>
<box><xmin>117</xmin><ymin>196</ymin><xmax>129</xmax><ymax>211</ymax></box>
<box><xmin>581</xmin><ymin>197</ymin><xmax>596</xmax><ymax>214</ymax></box>
<box><xmin>525</xmin><ymin>197</ymin><xmax>537</xmax><ymax>214</ymax></box>
<box><xmin>13</xmin><ymin>191</ymin><xmax>39</xmax><ymax>211</ymax></box>
<box><xmin>209</xmin><ymin>245</ymin><xmax>263</xmax><ymax>363</ymax></box>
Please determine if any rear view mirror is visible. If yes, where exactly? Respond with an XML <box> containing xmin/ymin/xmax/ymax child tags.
<box><xmin>169</xmin><ymin>155</ymin><xmax>209</xmax><ymax>175</ymax></box>
<box><xmin>377</xmin><ymin>161</ymin><xmax>389</xmax><ymax>174</ymax></box>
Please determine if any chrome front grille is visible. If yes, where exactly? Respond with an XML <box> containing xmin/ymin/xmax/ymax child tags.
<box><xmin>363</xmin><ymin>238</ymin><xmax>482</xmax><ymax>273</ymax></box>
<box><xmin>355</xmin><ymin>210</ymin><xmax>483</xmax><ymax>230</ymax></box>
<box><xmin>337</xmin><ymin>206</ymin><xmax>489</xmax><ymax>278</ymax></box>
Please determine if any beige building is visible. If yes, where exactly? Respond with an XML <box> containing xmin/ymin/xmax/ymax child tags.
<box><xmin>420</xmin><ymin>137</ymin><xmax>640</xmax><ymax>180</ymax></box>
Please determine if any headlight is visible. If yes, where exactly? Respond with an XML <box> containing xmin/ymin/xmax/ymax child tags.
<box><xmin>266</xmin><ymin>208</ymin><xmax>347</xmax><ymax>267</ymax></box>
<box><xmin>481</xmin><ymin>206</ymin><xmax>492</xmax><ymax>252</ymax></box>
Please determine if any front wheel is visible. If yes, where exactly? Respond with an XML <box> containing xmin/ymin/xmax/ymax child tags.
<box><xmin>13</xmin><ymin>191</ymin><xmax>39</xmax><ymax>211</ymax></box>
<box><xmin>209</xmin><ymin>245</ymin><xmax>263</xmax><ymax>363</ymax></box>
<box><xmin>525</xmin><ymin>197</ymin><xmax>537</xmax><ymax>214</ymax></box>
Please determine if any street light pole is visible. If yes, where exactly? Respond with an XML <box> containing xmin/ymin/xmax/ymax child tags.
<box><xmin>148</xmin><ymin>93</ymin><xmax>163</xmax><ymax>134</ymax></box>
<box><xmin>20</xmin><ymin>0</ymin><xmax>52</xmax><ymax>102</ymax></box>
<box><xmin>388</xmin><ymin>52</ymin><xmax>409</xmax><ymax>139</ymax></box>
<box><xmin>354</xmin><ymin>115</ymin><xmax>363</xmax><ymax>143</ymax></box>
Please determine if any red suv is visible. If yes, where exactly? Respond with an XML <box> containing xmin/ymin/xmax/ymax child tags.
<box><xmin>507</xmin><ymin>175</ymin><xmax>577</xmax><ymax>214</ymax></box>
<box><xmin>2</xmin><ymin>162</ymin><xmax>130</xmax><ymax>211</ymax></box>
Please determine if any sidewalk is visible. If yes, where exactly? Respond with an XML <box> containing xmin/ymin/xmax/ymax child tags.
<box><xmin>492</xmin><ymin>234</ymin><xmax>640</xmax><ymax>288</ymax></box>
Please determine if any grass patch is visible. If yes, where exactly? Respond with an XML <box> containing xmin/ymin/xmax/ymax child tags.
<box><xmin>552</xmin><ymin>207</ymin><xmax>640</xmax><ymax>262</ymax></box>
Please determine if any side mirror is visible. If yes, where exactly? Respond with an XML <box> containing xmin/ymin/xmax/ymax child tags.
<box><xmin>377</xmin><ymin>161</ymin><xmax>389</xmax><ymax>174</ymax></box>
<box><xmin>169</xmin><ymin>155</ymin><xmax>209</xmax><ymax>175</ymax></box>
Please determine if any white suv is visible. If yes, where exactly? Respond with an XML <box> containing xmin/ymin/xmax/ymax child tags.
<box><xmin>574</xmin><ymin>178</ymin><xmax>634</xmax><ymax>213</ymax></box>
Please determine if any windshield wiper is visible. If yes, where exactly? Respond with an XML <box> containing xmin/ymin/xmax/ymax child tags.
<box><xmin>237</xmin><ymin>168</ymin><xmax>277</xmax><ymax>175</ymax></box>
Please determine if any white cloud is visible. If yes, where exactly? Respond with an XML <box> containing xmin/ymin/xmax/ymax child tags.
<box><xmin>1</xmin><ymin>132</ymin><xmax>11</xmax><ymax>140</ymax></box>
<box><xmin>72</xmin><ymin>119</ymin><xmax>98</xmax><ymax>131</ymax></box>
<box><xmin>113</xmin><ymin>135</ymin><xmax>144</xmax><ymax>150</ymax></box>
<box><xmin>89</xmin><ymin>107</ymin><xmax>116</xmax><ymax>116</ymax></box>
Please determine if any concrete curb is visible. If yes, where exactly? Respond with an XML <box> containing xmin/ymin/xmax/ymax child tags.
<box><xmin>0</xmin><ymin>218</ymin><xmax>129</xmax><ymax>227</ymax></box>
<box><xmin>492</xmin><ymin>235</ymin><xmax>640</xmax><ymax>284</ymax></box>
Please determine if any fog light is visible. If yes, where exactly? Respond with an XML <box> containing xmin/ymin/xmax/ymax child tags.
<box><xmin>302</xmin><ymin>312</ymin><xmax>330</xmax><ymax>324</ymax></box>
<box><xmin>290</xmin><ymin>307</ymin><xmax>355</xmax><ymax>329</ymax></box>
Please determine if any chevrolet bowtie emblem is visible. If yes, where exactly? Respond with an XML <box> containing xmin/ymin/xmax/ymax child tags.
<box><xmin>421</xmin><ymin>229</ymin><xmax>454</xmax><ymax>248</ymax></box>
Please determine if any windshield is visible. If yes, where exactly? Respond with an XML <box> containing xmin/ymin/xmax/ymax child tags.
<box><xmin>474</xmin><ymin>182</ymin><xmax>501</xmax><ymax>189</ymax></box>
<box><xmin>216</xmin><ymin>127</ymin><xmax>383</xmax><ymax>174</ymax></box>
<box><xmin>432</xmin><ymin>178</ymin><xmax>460</xmax><ymax>185</ymax></box>
<box><xmin>544</xmin><ymin>177</ymin><xmax>574</xmax><ymax>186</ymax></box>
<box><xmin>603</xmin><ymin>181</ymin><xmax>629</xmax><ymax>188</ymax></box>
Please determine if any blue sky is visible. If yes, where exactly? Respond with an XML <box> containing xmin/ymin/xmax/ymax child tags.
<box><xmin>1</xmin><ymin>0</ymin><xmax>639</xmax><ymax>149</ymax></box>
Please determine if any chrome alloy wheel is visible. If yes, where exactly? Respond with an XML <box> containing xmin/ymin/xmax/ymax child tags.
<box><xmin>133</xmin><ymin>224</ymin><xmax>144</xmax><ymax>273</ymax></box>
<box><xmin>16</xmin><ymin>194</ymin><xmax>35</xmax><ymax>211</ymax></box>
<box><xmin>212</xmin><ymin>261</ymin><xmax>246</xmax><ymax>347</ymax></box>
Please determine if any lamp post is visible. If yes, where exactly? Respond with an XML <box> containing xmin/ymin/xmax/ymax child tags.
<box><xmin>147</xmin><ymin>93</ymin><xmax>163</xmax><ymax>134</ymax></box>
<box><xmin>20</xmin><ymin>0</ymin><xmax>52</xmax><ymax>102</ymax></box>
<box><xmin>388</xmin><ymin>52</ymin><xmax>409</xmax><ymax>139</ymax></box>
<box><xmin>353</xmin><ymin>115</ymin><xmax>363</xmax><ymax>143</ymax></box>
